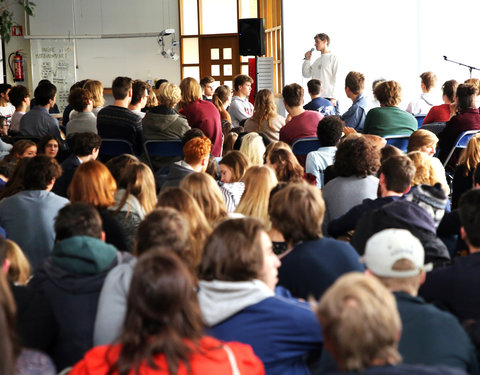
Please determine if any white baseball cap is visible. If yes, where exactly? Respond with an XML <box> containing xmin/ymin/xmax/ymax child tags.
<box><xmin>363</xmin><ymin>228</ymin><xmax>433</xmax><ymax>277</ymax></box>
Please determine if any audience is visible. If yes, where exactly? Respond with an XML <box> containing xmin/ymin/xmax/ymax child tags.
<box><xmin>303</xmin><ymin>78</ymin><xmax>335</xmax><ymax>115</ymax></box>
<box><xmin>161</xmin><ymin>136</ymin><xmax>211</xmax><ymax>189</ymax></box>
<box><xmin>29</xmin><ymin>202</ymin><xmax>132</xmax><ymax>371</ymax></box>
<box><xmin>236</xmin><ymin>165</ymin><xmax>278</xmax><ymax>227</ymax></box>
<box><xmin>79</xmin><ymin>251</ymin><xmax>264</xmax><ymax>375</ymax></box>
<box><xmin>0</xmin><ymin>83</ymin><xmax>15</xmax><ymax>126</ymax></box>
<box><xmin>93</xmin><ymin>207</ymin><xmax>193</xmax><ymax>346</ymax></box>
<box><xmin>406</xmin><ymin>71</ymin><xmax>438</xmax><ymax>115</ymax></box>
<box><xmin>279</xmin><ymin>83</ymin><xmax>323</xmax><ymax>145</ymax></box>
<box><xmin>0</xmin><ymin>156</ymin><xmax>67</xmax><ymax>268</ymax></box>
<box><xmin>228</xmin><ymin>74</ymin><xmax>254</xmax><ymax>126</ymax></box>
<box><xmin>68</xmin><ymin>160</ymin><xmax>129</xmax><ymax>251</ymax></box>
<box><xmin>452</xmin><ymin>133</ymin><xmax>480</xmax><ymax>208</ymax></box>
<box><xmin>200</xmin><ymin>75</ymin><xmax>215</xmax><ymax>101</ymax></box>
<box><xmin>316</xmin><ymin>272</ymin><xmax>466</xmax><ymax>374</ymax></box>
<box><xmin>8</xmin><ymin>84</ymin><xmax>30</xmax><ymax>132</ymax></box>
<box><xmin>244</xmin><ymin>89</ymin><xmax>285</xmax><ymax>141</ymax></box>
<box><xmin>305</xmin><ymin>115</ymin><xmax>343</xmax><ymax>187</ymax></box>
<box><xmin>65</xmin><ymin>87</ymin><xmax>97</xmax><ymax>137</ymax></box>
<box><xmin>4</xmin><ymin>69</ymin><xmax>480</xmax><ymax>375</ymax></box>
<box><xmin>438</xmin><ymin>83</ymin><xmax>480</xmax><ymax>171</ymax></box>
<box><xmin>364</xmin><ymin>80</ymin><xmax>417</xmax><ymax>136</ymax></box>
<box><xmin>198</xmin><ymin>217</ymin><xmax>322</xmax><ymax>375</ymax></box>
<box><xmin>322</xmin><ymin>135</ymin><xmax>380</xmax><ymax>229</ymax></box>
<box><xmin>364</xmin><ymin>228</ymin><xmax>478</xmax><ymax>372</ymax></box>
<box><xmin>270</xmin><ymin>183</ymin><xmax>363</xmax><ymax>299</ymax></box>
<box><xmin>423</xmin><ymin>79</ymin><xmax>458</xmax><ymax>125</ymax></box>
<box><xmin>19</xmin><ymin>81</ymin><xmax>61</xmax><ymax>139</ymax></box>
<box><xmin>341</xmin><ymin>71</ymin><xmax>368</xmax><ymax>131</ymax></box>
<box><xmin>97</xmin><ymin>76</ymin><xmax>144</xmax><ymax>155</ymax></box>
<box><xmin>178</xmin><ymin>77</ymin><xmax>222</xmax><ymax>157</ymax></box>
<box><xmin>328</xmin><ymin>155</ymin><xmax>415</xmax><ymax>239</ymax></box>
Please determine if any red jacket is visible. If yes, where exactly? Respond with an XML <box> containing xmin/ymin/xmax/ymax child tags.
<box><xmin>69</xmin><ymin>336</ymin><xmax>265</xmax><ymax>375</ymax></box>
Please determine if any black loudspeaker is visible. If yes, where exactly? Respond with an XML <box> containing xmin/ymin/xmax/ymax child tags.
<box><xmin>238</xmin><ymin>18</ymin><xmax>265</xmax><ymax>56</ymax></box>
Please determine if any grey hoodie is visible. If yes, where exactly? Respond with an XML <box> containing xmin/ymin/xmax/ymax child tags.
<box><xmin>227</xmin><ymin>96</ymin><xmax>254</xmax><ymax>127</ymax></box>
<box><xmin>198</xmin><ymin>279</ymin><xmax>274</xmax><ymax>326</ymax></box>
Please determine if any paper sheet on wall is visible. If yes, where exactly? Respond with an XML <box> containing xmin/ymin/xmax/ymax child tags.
<box><xmin>30</xmin><ymin>39</ymin><xmax>76</xmax><ymax>112</ymax></box>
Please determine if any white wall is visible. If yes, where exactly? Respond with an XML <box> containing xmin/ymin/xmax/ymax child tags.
<box><xmin>283</xmin><ymin>0</ymin><xmax>480</xmax><ymax>113</ymax></box>
<box><xmin>26</xmin><ymin>0</ymin><xmax>181</xmax><ymax>87</ymax></box>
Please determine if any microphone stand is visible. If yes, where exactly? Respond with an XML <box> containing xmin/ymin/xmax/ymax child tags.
<box><xmin>443</xmin><ymin>56</ymin><xmax>480</xmax><ymax>78</ymax></box>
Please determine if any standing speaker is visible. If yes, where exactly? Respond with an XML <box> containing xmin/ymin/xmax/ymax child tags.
<box><xmin>238</xmin><ymin>18</ymin><xmax>265</xmax><ymax>56</ymax></box>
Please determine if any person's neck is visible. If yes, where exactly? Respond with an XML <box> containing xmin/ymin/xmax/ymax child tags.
<box><xmin>310</xmin><ymin>94</ymin><xmax>321</xmax><ymax>100</ymax></box>
<box><xmin>235</xmin><ymin>93</ymin><xmax>247</xmax><ymax>100</ymax></box>
<box><xmin>469</xmin><ymin>245</ymin><xmax>480</xmax><ymax>254</ymax></box>
<box><xmin>321</xmin><ymin>47</ymin><xmax>330</xmax><ymax>54</ymax></box>
<box><xmin>16</xmin><ymin>103</ymin><xmax>27</xmax><ymax>113</ymax></box>
<box><xmin>0</xmin><ymin>98</ymin><xmax>8</xmax><ymax>107</ymax></box>
<box><xmin>287</xmin><ymin>106</ymin><xmax>305</xmax><ymax>117</ymax></box>
<box><xmin>113</xmin><ymin>99</ymin><xmax>129</xmax><ymax>108</ymax></box>
<box><xmin>42</xmin><ymin>104</ymin><xmax>51</xmax><ymax>111</ymax></box>
<box><xmin>349</xmin><ymin>92</ymin><xmax>360</xmax><ymax>101</ymax></box>
<box><xmin>128</xmin><ymin>103</ymin><xmax>142</xmax><ymax>111</ymax></box>
<box><xmin>381</xmin><ymin>190</ymin><xmax>403</xmax><ymax>198</ymax></box>
<box><xmin>78</xmin><ymin>154</ymin><xmax>94</xmax><ymax>163</ymax></box>
<box><xmin>188</xmin><ymin>162</ymin><xmax>204</xmax><ymax>173</ymax></box>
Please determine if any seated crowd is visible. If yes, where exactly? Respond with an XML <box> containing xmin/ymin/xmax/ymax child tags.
<box><xmin>0</xmin><ymin>69</ymin><xmax>480</xmax><ymax>375</ymax></box>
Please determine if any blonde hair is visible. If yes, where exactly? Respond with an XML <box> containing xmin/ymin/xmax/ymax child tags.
<box><xmin>465</xmin><ymin>78</ymin><xmax>480</xmax><ymax>96</ymax></box>
<box><xmin>117</xmin><ymin>162</ymin><xmax>157</xmax><ymax>214</ymax></box>
<box><xmin>407</xmin><ymin>151</ymin><xmax>440</xmax><ymax>186</ymax></box>
<box><xmin>239</xmin><ymin>132</ymin><xmax>266</xmax><ymax>166</ymax></box>
<box><xmin>5</xmin><ymin>240</ymin><xmax>30</xmax><ymax>285</ymax></box>
<box><xmin>157</xmin><ymin>187</ymin><xmax>212</xmax><ymax>269</ymax></box>
<box><xmin>316</xmin><ymin>272</ymin><xmax>402</xmax><ymax>372</ymax></box>
<box><xmin>146</xmin><ymin>85</ymin><xmax>158</xmax><ymax>108</ymax></box>
<box><xmin>179</xmin><ymin>77</ymin><xmax>202</xmax><ymax>108</ymax></box>
<box><xmin>458</xmin><ymin>133</ymin><xmax>480</xmax><ymax>176</ymax></box>
<box><xmin>180</xmin><ymin>172</ymin><xmax>228</xmax><ymax>227</ymax></box>
<box><xmin>83</xmin><ymin>80</ymin><xmax>105</xmax><ymax>108</ymax></box>
<box><xmin>236</xmin><ymin>166</ymin><xmax>278</xmax><ymax>227</ymax></box>
<box><xmin>407</xmin><ymin>129</ymin><xmax>438</xmax><ymax>153</ymax></box>
<box><xmin>251</xmin><ymin>89</ymin><xmax>277</xmax><ymax>130</ymax></box>
<box><xmin>158</xmin><ymin>83</ymin><xmax>181</xmax><ymax>108</ymax></box>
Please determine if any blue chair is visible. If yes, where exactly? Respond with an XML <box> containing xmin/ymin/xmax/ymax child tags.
<box><xmin>415</xmin><ymin>114</ymin><xmax>427</xmax><ymax>128</ymax></box>
<box><xmin>442</xmin><ymin>130</ymin><xmax>480</xmax><ymax>168</ymax></box>
<box><xmin>383</xmin><ymin>135</ymin><xmax>410</xmax><ymax>153</ymax></box>
<box><xmin>99</xmin><ymin>138</ymin><xmax>135</xmax><ymax>162</ymax></box>
<box><xmin>291</xmin><ymin>137</ymin><xmax>321</xmax><ymax>168</ymax></box>
<box><xmin>144</xmin><ymin>139</ymin><xmax>183</xmax><ymax>167</ymax></box>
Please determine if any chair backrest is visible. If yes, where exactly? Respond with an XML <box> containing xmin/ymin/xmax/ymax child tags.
<box><xmin>144</xmin><ymin>139</ymin><xmax>184</xmax><ymax>168</ymax></box>
<box><xmin>383</xmin><ymin>134</ymin><xmax>410</xmax><ymax>153</ymax></box>
<box><xmin>415</xmin><ymin>115</ymin><xmax>426</xmax><ymax>128</ymax></box>
<box><xmin>291</xmin><ymin>137</ymin><xmax>321</xmax><ymax>168</ymax></box>
<box><xmin>420</xmin><ymin>122</ymin><xmax>446</xmax><ymax>136</ymax></box>
<box><xmin>99</xmin><ymin>138</ymin><xmax>134</xmax><ymax>162</ymax></box>
<box><xmin>442</xmin><ymin>130</ymin><xmax>480</xmax><ymax>167</ymax></box>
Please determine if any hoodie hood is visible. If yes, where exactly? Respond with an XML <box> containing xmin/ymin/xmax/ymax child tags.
<box><xmin>51</xmin><ymin>236</ymin><xmax>118</xmax><ymax>275</ymax></box>
<box><xmin>198</xmin><ymin>279</ymin><xmax>274</xmax><ymax>326</ymax></box>
<box><xmin>111</xmin><ymin>189</ymin><xmax>146</xmax><ymax>220</ymax></box>
<box><xmin>143</xmin><ymin>106</ymin><xmax>187</xmax><ymax>132</ymax></box>
<box><xmin>379</xmin><ymin>200</ymin><xmax>436</xmax><ymax>233</ymax></box>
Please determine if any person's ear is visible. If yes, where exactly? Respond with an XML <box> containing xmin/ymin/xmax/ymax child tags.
<box><xmin>2</xmin><ymin>259</ymin><xmax>10</xmax><ymax>275</ymax></box>
<box><xmin>460</xmin><ymin>226</ymin><xmax>467</xmax><ymax>240</ymax></box>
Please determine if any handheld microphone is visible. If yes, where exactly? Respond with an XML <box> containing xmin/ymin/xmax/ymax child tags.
<box><xmin>304</xmin><ymin>48</ymin><xmax>315</xmax><ymax>60</ymax></box>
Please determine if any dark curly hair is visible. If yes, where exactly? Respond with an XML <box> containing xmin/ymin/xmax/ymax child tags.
<box><xmin>317</xmin><ymin>116</ymin><xmax>344</xmax><ymax>146</ymax></box>
<box><xmin>333</xmin><ymin>136</ymin><xmax>380</xmax><ymax>178</ymax></box>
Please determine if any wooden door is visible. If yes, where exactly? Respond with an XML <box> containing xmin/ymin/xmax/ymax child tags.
<box><xmin>199</xmin><ymin>35</ymin><xmax>240</xmax><ymax>87</ymax></box>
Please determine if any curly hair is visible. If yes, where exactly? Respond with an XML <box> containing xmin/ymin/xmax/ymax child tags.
<box><xmin>183</xmin><ymin>136</ymin><xmax>212</xmax><ymax>165</ymax></box>
<box><xmin>374</xmin><ymin>80</ymin><xmax>402</xmax><ymax>107</ymax></box>
<box><xmin>334</xmin><ymin>136</ymin><xmax>380</xmax><ymax>178</ymax></box>
<box><xmin>158</xmin><ymin>82</ymin><xmax>181</xmax><ymax>108</ymax></box>
<box><xmin>268</xmin><ymin>148</ymin><xmax>304</xmax><ymax>183</ymax></box>
<box><xmin>407</xmin><ymin>151</ymin><xmax>440</xmax><ymax>186</ymax></box>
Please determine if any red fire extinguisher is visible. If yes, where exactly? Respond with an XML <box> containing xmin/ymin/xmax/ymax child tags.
<box><xmin>8</xmin><ymin>50</ymin><xmax>24</xmax><ymax>82</ymax></box>
<box><xmin>13</xmin><ymin>52</ymin><xmax>24</xmax><ymax>81</ymax></box>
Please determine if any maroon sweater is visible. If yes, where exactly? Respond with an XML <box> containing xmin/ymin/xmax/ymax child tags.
<box><xmin>180</xmin><ymin>100</ymin><xmax>222</xmax><ymax>157</ymax></box>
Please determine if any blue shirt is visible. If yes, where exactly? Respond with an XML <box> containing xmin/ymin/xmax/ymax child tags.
<box><xmin>19</xmin><ymin>106</ymin><xmax>61</xmax><ymax>139</ymax></box>
<box><xmin>304</xmin><ymin>97</ymin><xmax>335</xmax><ymax>116</ymax></box>
<box><xmin>341</xmin><ymin>93</ymin><xmax>368</xmax><ymax>131</ymax></box>
<box><xmin>305</xmin><ymin>146</ymin><xmax>336</xmax><ymax>188</ymax></box>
